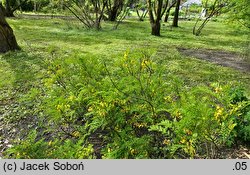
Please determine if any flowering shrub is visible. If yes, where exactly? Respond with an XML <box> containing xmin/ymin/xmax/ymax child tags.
<box><xmin>5</xmin><ymin>49</ymin><xmax>250</xmax><ymax>158</ymax></box>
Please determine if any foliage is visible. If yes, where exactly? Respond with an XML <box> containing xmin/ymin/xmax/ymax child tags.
<box><xmin>1</xmin><ymin>0</ymin><xmax>31</xmax><ymax>16</ymax></box>
<box><xmin>193</xmin><ymin>0</ymin><xmax>229</xmax><ymax>36</ymax></box>
<box><xmin>226</xmin><ymin>0</ymin><xmax>250</xmax><ymax>29</ymax></box>
<box><xmin>9</xmin><ymin>49</ymin><xmax>247</xmax><ymax>159</ymax></box>
<box><xmin>229</xmin><ymin>87</ymin><xmax>250</xmax><ymax>142</ymax></box>
<box><xmin>4</xmin><ymin>130</ymin><xmax>95</xmax><ymax>159</ymax></box>
<box><xmin>150</xmin><ymin>84</ymin><xmax>250</xmax><ymax>158</ymax></box>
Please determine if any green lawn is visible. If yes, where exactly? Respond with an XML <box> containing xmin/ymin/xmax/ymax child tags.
<box><xmin>1</xmin><ymin>17</ymin><xmax>249</xmax><ymax>88</ymax></box>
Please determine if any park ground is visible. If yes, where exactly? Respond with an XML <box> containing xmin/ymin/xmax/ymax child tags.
<box><xmin>0</xmin><ymin>15</ymin><xmax>249</xmax><ymax>158</ymax></box>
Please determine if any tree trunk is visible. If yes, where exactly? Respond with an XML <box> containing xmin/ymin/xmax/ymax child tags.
<box><xmin>164</xmin><ymin>0</ymin><xmax>176</xmax><ymax>22</ymax></box>
<box><xmin>4</xmin><ymin>9</ymin><xmax>14</xmax><ymax>17</ymax></box>
<box><xmin>0</xmin><ymin>4</ymin><xmax>20</xmax><ymax>53</ymax></box>
<box><xmin>164</xmin><ymin>8</ymin><xmax>170</xmax><ymax>22</ymax></box>
<box><xmin>151</xmin><ymin>21</ymin><xmax>161</xmax><ymax>36</ymax></box>
<box><xmin>147</xmin><ymin>0</ymin><xmax>163</xmax><ymax>36</ymax></box>
<box><xmin>109</xmin><ymin>9</ymin><xmax>119</xmax><ymax>21</ymax></box>
<box><xmin>3</xmin><ymin>0</ymin><xmax>15</xmax><ymax>17</ymax></box>
<box><xmin>172</xmin><ymin>0</ymin><xmax>180</xmax><ymax>27</ymax></box>
<box><xmin>107</xmin><ymin>0</ymin><xmax>123</xmax><ymax>21</ymax></box>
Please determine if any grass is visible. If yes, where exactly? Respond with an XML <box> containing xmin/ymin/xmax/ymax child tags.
<box><xmin>3</xmin><ymin>17</ymin><xmax>249</xmax><ymax>87</ymax></box>
<box><xmin>0</xmin><ymin>16</ymin><xmax>249</xmax><ymax>158</ymax></box>
<box><xmin>1</xmin><ymin>16</ymin><xmax>249</xmax><ymax>115</ymax></box>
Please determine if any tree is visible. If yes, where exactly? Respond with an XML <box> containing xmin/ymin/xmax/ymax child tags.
<box><xmin>106</xmin><ymin>0</ymin><xmax>124</xmax><ymax>21</ymax></box>
<box><xmin>193</xmin><ymin>0</ymin><xmax>228</xmax><ymax>36</ymax></box>
<box><xmin>65</xmin><ymin>0</ymin><xmax>107</xmax><ymax>30</ymax></box>
<box><xmin>172</xmin><ymin>0</ymin><xmax>180</xmax><ymax>27</ymax></box>
<box><xmin>135</xmin><ymin>0</ymin><xmax>148</xmax><ymax>21</ymax></box>
<box><xmin>147</xmin><ymin>0</ymin><xmax>168</xmax><ymax>36</ymax></box>
<box><xmin>227</xmin><ymin>0</ymin><xmax>250</xmax><ymax>29</ymax></box>
<box><xmin>164</xmin><ymin>0</ymin><xmax>176</xmax><ymax>22</ymax></box>
<box><xmin>1</xmin><ymin>0</ymin><xmax>28</xmax><ymax>17</ymax></box>
<box><xmin>0</xmin><ymin>3</ymin><xmax>20</xmax><ymax>53</ymax></box>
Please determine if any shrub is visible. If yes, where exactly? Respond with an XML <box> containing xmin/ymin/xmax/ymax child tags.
<box><xmin>5</xmin><ymin>130</ymin><xmax>94</xmax><ymax>159</ymax></box>
<box><xmin>5</xmin><ymin>49</ymin><xmax>249</xmax><ymax>159</ymax></box>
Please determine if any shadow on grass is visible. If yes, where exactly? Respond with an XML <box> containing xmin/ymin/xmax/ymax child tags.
<box><xmin>1</xmin><ymin>50</ymin><xmax>46</xmax><ymax>90</ymax></box>
<box><xmin>0</xmin><ymin>50</ymin><xmax>47</xmax><ymax>157</ymax></box>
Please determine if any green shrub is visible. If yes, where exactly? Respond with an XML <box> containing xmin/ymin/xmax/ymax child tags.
<box><xmin>5</xmin><ymin>49</ymin><xmax>249</xmax><ymax>159</ymax></box>
<box><xmin>5</xmin><ymin>130</ymin><xmax>94</xmax><ymax>159</ymax></box>
<box><xmin>229</xmin><ymin>87</ymin><xmax>250</xmax><ymax>142</ymax></box>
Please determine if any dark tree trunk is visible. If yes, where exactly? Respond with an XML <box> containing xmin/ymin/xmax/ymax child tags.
<box><xmin>4</xmin><ymin>9</ymin><xmax>14</xmax><ymax>17</ymax></box>
<box><xmin>109</xmin><ymin>9</ymin><xmax>119</xmax><ymax>21</ymax></box>
<box><xmin>172</xmin><ymin>0</ymin><xmax>180</xmax><ymax>27</ymax></box>
<box><xmin>147</xmin><ymin>0</ymin><xmax>163</xmax><ymax>36</ymax></box>
<box><xmin>151</xmin><ymin>21</ymin><xmax>161</xmax><ymax>36</ymax></box>
<box><xmin>164</xmin><ymin>0</ymin><xmax>176</xmax><ymax>22</ymax></box>
<box><xmin>2</xmin><ymin>0</ymin><xmax>28</xmax><ymax>17</ymax></box>
<box><xmin>3</xmin><ymin>0</ymin><xmax>15</xmax><ymax>17</ymax></box>
<box><xmin>107</xmin><ymin>0</ymin><xmax>123</xmax><ymax>21</ymax></box>
<box><xmin>0</xmin><ymin>4</ymin><xmax>20</xmax><ymax>53</ymax></box>
<box><xmin>164</xmin><ymin>8</ymin><xmax>170</xmax><ymax>22</ymax></box>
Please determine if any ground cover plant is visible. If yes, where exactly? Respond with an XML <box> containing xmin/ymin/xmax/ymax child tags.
<box><xmin>0</xmin><ymin>13</ymin><xmax>249</xmax><ymax>158</ymax></box>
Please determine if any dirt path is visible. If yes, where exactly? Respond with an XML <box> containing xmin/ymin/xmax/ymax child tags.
<box><xmin>178</xmin><ymin>48</ymin><xmax>250</xmax><ymax>72</ymax></box>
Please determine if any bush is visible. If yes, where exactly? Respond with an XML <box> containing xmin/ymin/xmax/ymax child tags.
<box><xmin>5</xmin><ymin>130</ymin><xmax>94</xmax><ymax>159</ymax></box>
<box><xmin>5</xmin><ymin>49</ymin><xmax>250</xmax><ymax>159</ymax></box>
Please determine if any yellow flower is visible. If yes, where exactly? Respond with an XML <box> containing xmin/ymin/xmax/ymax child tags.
<box><xmin>123</xmin><ymin>63</ymin><xmax>128</xmax><ymax>67</ymax></box>
<box><xmin>141</xmin><ymin>60</ymin><xmax>151</xmax><ymax>69</ymax></box>
<box><xmin>130</xmin><ymin>149</ymin><xmax>136</xmax><ymax>155</ymax></box>
<box><xmin>134</xmin><ymin>122</ymin><xmax>147</xmax><ymax>128</ymax></box>
<box><xmin>88</xmin><ymin>107</ymin><xmax>93</xmax><ymax>112</ymax></box>
<box><xmin>180</xmin><ymin>138</ymin><xmax>186</xmax><ymax>144</ymax></box>
<box><xmin>65</xmin><ymin>104</ymin><xmax>70</xmax><ymax>109</ymax></box>
<box><xmin>175</xmin><ymin>111</ymin><xmax>182</xmax><ymax>119</ymax></box>
<box><xmin>214</xmin><ymin>105</ymin><xmax>224</xmax><ymax>121</ymax></box>
<box><xmin>215</xmin><ymin>87</ymin><xmax>222</xmax><ymax>93</ymax></box>
<box><xmin>100</xmin><ymin>102</ymin><xmax>105</xmax><ymax>107</ymax></box>
<box><xmin>184</xmin><ymin>128</ymin><xmax>192</xmax><ymax>135</ymax></box>
<box><xmin>48</xmin><ymin>141</ymin><xmax>52</xmax><ymax>146</ymax></box>
<box><xmin>72</xmin><ymin>131</ymin><xmax>80</xmax><ymax>137</ymax></box>
<box><xmin>163</xmin><ymin>139</ymin><xmax>171</xmax><ymax>145</ymax></box>
<box><xmin>68</xmin><ymin>95</ymin><xmax>75</xmax><ymax>101</ymax></box>
<box><xmin>164</xmin><ymin>96</ymin><xmax>173</xmax><ymax>103</ymax></box>
<box><xmin>56</xmin><ymin>104</ymin><xmax>62</xmax><ymax>111</ymax></box>
<box><xmin>124</xmin><ymin>51</ymin><xmax>129</xmax><ymax>60</ymax></box>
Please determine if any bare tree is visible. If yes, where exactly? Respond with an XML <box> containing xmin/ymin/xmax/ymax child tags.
<box><xmin>193</xmin><ymin>0</ymin><xmax>227</xmax><ymax>36</ymax></box>
<box><xmin>64</xmin><ymin>0</ymin><xmax>107</xmax><ymax>30</ymax></box>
